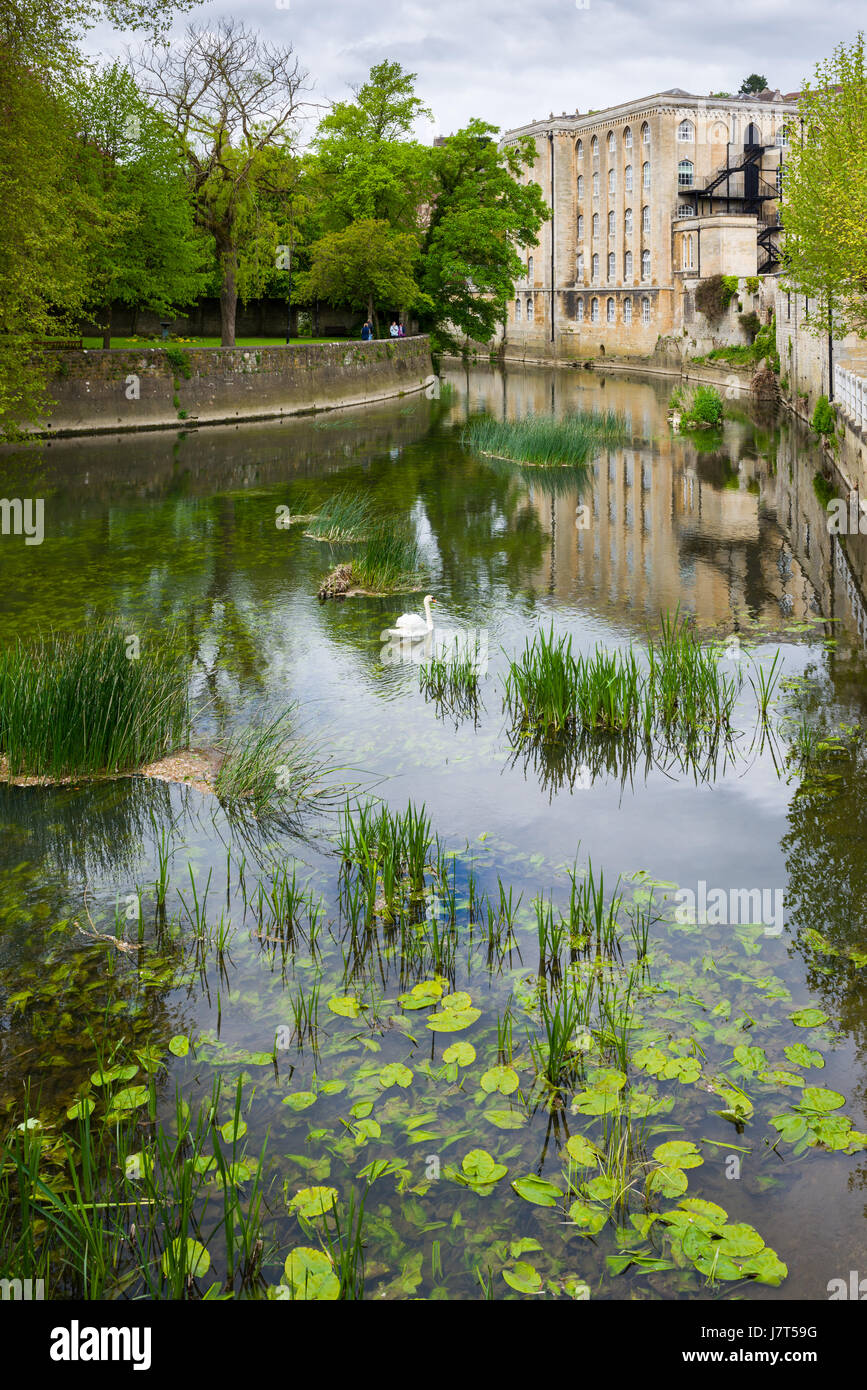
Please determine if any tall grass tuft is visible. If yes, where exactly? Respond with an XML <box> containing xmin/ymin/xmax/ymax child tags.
<box><xmin>0</xmin><ymin>625</ymin><xmax>189</xmax><ymax>779</ymax></box>
<box><xmin>304</xmin><ymin>489</ymin><xmax>374</xmax><ymax>542</ymax></box>
<box><xmin>350</xmin><ymin>520</ymin><xmax>422</xmax><ymax>593</ymax></box>
<box><xmin>462</xmin><ymin>409</ymin><xmax>628</xmax><ymax>468</ymax></box>
<box><xmin>215</xmin><ymin>707</ymin><xmax>337</xmax><ymax>827</ymax></box>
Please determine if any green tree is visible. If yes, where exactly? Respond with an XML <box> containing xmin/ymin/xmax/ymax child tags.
<box><xmin>295</xmin><ymin>220</ymin><xmax>420</xmax><ymax>336</ymax></box>
<box><xmin>781</xmin><ymin>34</ymin><xmax>867</xmax><ymax>336</ymax></box>
<box><xmin>418</xmin><ymin>121</ymin><xmax>549</xmax><ymax>350</ymax></box>
<box><xmin>68</xmin><ymin>63</ymin><xmax>212</xmax><ymax>346</ymax></box>
<box><xmin>136</xmin><ymin>19</ymin><xmax>308</xmax><ymax>345</ymax></box>
<box><xmin>739</xmin><ymin>73</ymin><xmax>770</xmax><ymax>94</ymax></box>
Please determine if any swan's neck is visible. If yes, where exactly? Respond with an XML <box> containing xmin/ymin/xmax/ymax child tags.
<box><xmin>424</xmin><ymin>596</ymin><xmax>433</xmax><ymax>630</ymax></box>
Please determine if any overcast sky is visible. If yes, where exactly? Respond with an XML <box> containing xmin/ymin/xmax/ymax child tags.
<box><xmin>88</xmin><ymin>0</ymin><xmax>861</xmax><ymax>141</ymax></box>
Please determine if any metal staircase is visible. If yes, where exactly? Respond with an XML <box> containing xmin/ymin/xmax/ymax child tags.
<box><xmin>691</xmin><ymin>142</ymin><xmax>783</xmax><ymax>275</ymax></box>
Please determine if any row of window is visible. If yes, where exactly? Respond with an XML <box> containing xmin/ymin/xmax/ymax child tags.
<box><xmin>579</xmin><ymin>206</ymin><xmax>650</xmax><ymax>238</ymax></box>
<box><xmin>577</xmin><ymin>158</ymin><xmax>696</xmax><ymax>198</ymax></box>
<box><xmin>576</xmin><ymin>250</ymin><xmax>651</xmax><ymax>281</ymax></box>
<box><xmin>575</xmin><ymin>120</ymin><xmax>790</xmax><ymax>159</ymax></box>
<box><xmin>514</xmin><ymin>296</ymin><xmax>652</xmax><ymax>325</ymax></box>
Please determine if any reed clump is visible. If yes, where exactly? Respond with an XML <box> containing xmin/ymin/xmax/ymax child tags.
<box><xmin>0</xmin><ymin>625</ymin><xmax>189</xmax><ymax>779</ymax></box>
<box><xmin>462</xmin><ymin>409</ymin><xmax>628</xmax><ymax>468</ymax></box>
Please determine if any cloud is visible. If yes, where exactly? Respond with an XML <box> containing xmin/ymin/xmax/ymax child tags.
<box><xmin>87</xmin><ymin>0</ymin><xmax>862</xmax><ymax>139</ymax></box>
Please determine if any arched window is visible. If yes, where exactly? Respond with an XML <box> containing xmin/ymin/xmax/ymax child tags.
<box><xmin>591</xmin><ymin>296</ymin><xmax>600</xmax><ymax>322</ymax></box>
<box><xmin>608</xmin><ymin>210</ymin><xmax>615</xmax><ymax>236</ymax></box>
<box><xmin>641</xmin><ymin>121</ymin><xmax>650</xmax><ymax>145</ymax></box>
<box><xmin>642</xmin><ymin>161</ymin><xmax>651</xmax><ymax>189</ymax></box>
<box><xmin>607</xmin><ymin>297</ymin><xmax>615</xmax><ymax>322</ymax></box>
<box><xmin>576</xmin><ymin>138</ymin><xmax>584</xmax><ymax>159</ymax></box>
<box><xmin>608</xmin><ymin>167</ymin><xmax>616</xmax><ymax>194</ymax></box>
<box><xmin>641</xmin><ymin>296</ymin><xmax>650</xmax><ymax>323</ymax></box>
<box><xmin>607</xmin><ymin>252</ymin><xmax>615</xmax><ymax>280</ymax></box>
<box><xmin>607</xmin><ymin>131</ymin><xmax>616</xmax><ymax>154</ymax></box>
<box><xmin>527</xmin><ymin>255</ymin><xmax>534</xmax><ymax>280</ymax></box>
<box><xmin>526</xmin><ymin>296</ymin><xmax>534</xmax><ymax>322</ymax></box>
<box><xmin>677</xmin><ymin>203</ymin><xmax>695</xmax><ymax>217</ymax></box>
<box><xmin>577</xmin><ymin>214</ymin><xmax>584</xmax><ymax>239</ymax></box>
<box><xmin>624</xmin><ymin>126</ymin><xmax>633</xmax><ymax>148</ymax></box>
<box><xmin>515</xmin><ymin>298</ymin><xmax>521</xmax><ymax>322</ymax></box>
<box><xmin>641</xmin><ymin>249</ymin><xmax>650</xmax><ymax>280</ymax></box>
<box><xmin>577</xmin><ymin>174</ymin><xmax>584</xmax><ymax>198</ymax></box>
<box><xmin>681</xmin><ymin>234</ymin><xmax>694</xmax><ymax>270</ymax></box>
<box><xmin>624</xmin><ymin>249</ymin><xmax>633</xmax><ymax>279</ymax></box>
<box><xmin>677</xmin><ymin>119</ymin><xmax>695</xmax><ymax>142</ymax></box>
<box><xmin>591</xmin><ymin>253</ymin><xmax>599</xmax><ymax>281</ymax></box>
<box><xmin>712</xmin><ymin>122</ymin><xmax>728</xmax><ymax>143</ymax></box>
<box><xmin>577</xmin><ymin>250</ymin><xmax>584</xmax><ymax>278</ymax></box>
<box><xmin>576</xmin><ymin>297</ymin><xmax>584</xmax><ymax>322</ymax></box>
<box><xmin>592</xmin><ymin>212</ymin><xmax>599</xmax><ymax>238</ymax></box>
<box><xmin>624</xmin><ymin>164</ymin><xmax>633</xmax><ymax>192</ymax></box>
<box><xmin>592</xmin><ymin>171</ymin><xmax>600</xmax><ymax>196</ymax></box>
<box><xmin>745</xmin><ymin>121</ymin><xmax>761</xmax><ymax>147</ymax></box>
<box><xmin>677</xmin><ymin>159</ymin><xmax>694</xmax><ymax>188</ymax></box>
<box><xmin>775</xmin><ymin>124</ymin><xmax>790</xmax><ymax>147</ymax></box>
<box><xmin>623</xmin><ymin>297</ymin><xmax>632</xmax><ymax>324</ymax></box>
<box><xmin>641</xmin><ymin>205</ymin><xmax>650</xmax><ymax>234</ymax></box>
<box><xmin>591</xmin><ymin>134</ymin><xmax>599</xmax><ymax>157</ymax></box>
<box><xmin>624</xmin><ymin>207</ymin><xmax>633</xmax><ymax>235</ymax></box>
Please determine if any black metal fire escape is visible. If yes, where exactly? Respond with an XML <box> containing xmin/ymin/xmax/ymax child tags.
<box><xmin>691</xmin><ymin>140</ymin><xmax>782</xmax><ymax>273</ymax></box>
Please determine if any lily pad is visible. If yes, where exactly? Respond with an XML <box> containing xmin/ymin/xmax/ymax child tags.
<box><xmin>168</xmin><ymin>1034</ymin><xmax>190</xmax><ymax>1057</ymax></box>
<box><xmin>512</xmin><ymin>1175</ymin><xmax>562</xmax><ymax>1207</ymax></box>
<box><xmin>480</xmin><ymin>1065</ymin><xmax>519</xmax><ymax>1096</ymax></box>
<box><xmin>161</xmin><ymin>1236</ymin><xmax>210</xmax><ymax>1278</ymax></box>
<box><xmin>799</xmin><ymin>1086</ymin><xmax>845</xmax><ymax>1113</ymax></box>
<box><xmin>379</xmin><ymin>1063</ymin><xmax>413</xmax><ymax>1089</ymax></box>
<box><xmin>282</xmin><ymin>1246</ymin><xmax>340</xmax><ymax>1300</ymax></box>
<box><xmin>565</xmin><ymin>1134</ymin><xmax>600</xmax><ymax>1166</ymax></box>
<box><xmin>503</xmin><ymin>1261</ymin><xmax>542</xmax><ymax>1293</ymax></box>
<box><xmin>652</xmin><ymin>1140</ymin><xmax>703</xmax><ymax>1170</ymax></box>
<box><xmin>288</xmin><ymin>1186</ymin><xmax>338</xmax><ymax>1220</ymax></box>
<box><xmin>788</xmin><ymin>1008</ymin><xmax>828</xmax><ymax>1028</ymax></box>
<box><xmin>443</xmin><ymin>1042</ymin><xmax>476</xmax><ymax>1066</ymax></box>
<box><xmin>328</xmin><ymin>995</ymin><xmax>361</xmax><ymax>1018</ymax></box>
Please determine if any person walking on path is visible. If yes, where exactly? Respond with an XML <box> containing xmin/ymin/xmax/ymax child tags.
<box><xmin>389</xmin><ymin>320</ymin><xmax>399</xmax><ymax>338</ymax></box>
<box><xmin>361</xmin><ymin>319</ymin><xmax>373</xmax><ymax>341</ymax></box>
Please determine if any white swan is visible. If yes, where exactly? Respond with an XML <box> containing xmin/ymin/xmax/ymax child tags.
<box><xmin>383</xmin><ymin>595</ymin><xmax>436</xmax><ymax>641</ymax></box>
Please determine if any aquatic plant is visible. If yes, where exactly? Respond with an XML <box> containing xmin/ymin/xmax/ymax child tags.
<box><xmin>462</xmin><ymin>409</ymin><xmax>628</xmax><ymax>468</ymax></box>
<box><xmin>0</xmin><ymin>624</ymin><xmax>189</xmax><ymax>779</ymax></box>
<box><xmin>418</xmin><ymin>637</ymin><xmax>481</xmax><ymax>715</ymax></box>
<box><xmin>304</xmin><ymin>489</ymin><xmax>374</xmax><ymax>542</ymax></box>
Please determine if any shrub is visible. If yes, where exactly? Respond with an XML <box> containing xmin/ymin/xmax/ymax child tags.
<box><xmin>671</xmin><ymin>384</ymin><xmax>724</xmax><ymax>430</ymax></box>
<box><xmin>739</xmin><ymin>311</ymin><xmax>760</xmax><ymax>342</ymax></box>
<box><xmin>695</xmin><ymin>275</ymin><xmax>739</xmax><ymax>323</ymax></box>
<box><xmin>745</xmin><ymin>276</ymin><xmax>760</xmax><ymax>295</ymax></box>
<box><xmin>811</xmin><ymin>395</ymin><xmax>836</xmax><ymax>436</ymax></box>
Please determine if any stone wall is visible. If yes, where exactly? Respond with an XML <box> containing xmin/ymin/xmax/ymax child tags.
<box><xmin>34</xmin><ymin>336</ymin><xmax>433</xmax><ymax>437</ymax></box>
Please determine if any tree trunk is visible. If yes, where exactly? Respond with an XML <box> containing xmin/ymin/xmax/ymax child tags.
<box><xmin>369</xmin><ymin>295</ymin><xmax>380</xmax><ymax>339</ymax></box>
<box><xmin>218</xmin><ymin>240</ymin><xmax>238</xmax><ymax>347</ymax></box>
<box><xmin>102</xmin><ymin>303</ymin><xmax>112</xmax><ymax>351</ymax></box>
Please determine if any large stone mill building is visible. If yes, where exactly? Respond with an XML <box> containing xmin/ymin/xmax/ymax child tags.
<box><xmin>499</xmin><ymin>87</ymin><xmax>799</xmax><ymax>359</ymax></box>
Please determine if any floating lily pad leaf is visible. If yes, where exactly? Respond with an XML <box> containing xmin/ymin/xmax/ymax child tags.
<box><xmin>512</xmin><ymin>1175</ymin><xmax>563</xmax><ymax>1207</ymax></box>
<box><xmin>652</xmin><ymin>1140</ymin><xmax>703</xmax><ymax>1170</ymax></box>
<box><xmin>318</xmin><ymin>1080</ymin><xmax>346</xmax><ymax>1095</ymax></box>
<box><xmin>784</xmin><ymin>1043</ymin><xmax>824</xmax><ymax>1070</ymax></box>
<box><xmin>168</xmin><ymin>1034</ymin><xmax>190</xmax><ymax>1057</ymax></box>
<box><xmin>583</xmin><ymin>1174</ymin><xmax>618</xmax><ymax>1202</ymax></box>
<box><xmin>799</xmin><ymin>1086</ymin><xmax>845</xmax><ymax>1113</ymax></box>
<box><xmin>283</xmin><ymin>1247</ymin><xmax>340</xmax><ymax>1301</ymax></box>
<box><xmin>733</xmin><ymin>1045</ymin><xmax>766</xmax><ymax>1072</ymax></box>
<box><xmin>634</xmin><ymin>1046</ymin><xmax>667</xmax><ymax>1075</ymax></box>
<box><xmin>66</xmin><ymin>1097</ymin><xmax>95</xmax><ymax>1120</ymax></box>
<box><xmin>647</xmin><ymin>1165</ymin><xmax>688</xmax><ymax>1197</ymax></box>
<box><xmin>510</xmin><ymin>1238</ymin><xmax>542</xmax><ymax>1257</ymax></box>
<box><xmin>328</xmin><ymin>995</ymin><xmax>361</xmax><ymax>1018</ymax></box>
<box><xmin>289</xmin><ymin>1186</ymin><xmax>338</xmax><ymax>1220</ymax></box>
<box><xmin>741</xmin><ymin>1247</ymin><xmax>788</xmax><ymax>1286</ymax></box>
<box><xmin>661</xmin><ymin>1057</ymin><xmax>702</xmax><ymax>1083</ymax></box>
<box><xmin>351</xmin><ymin>1101</ymin><xmax>373</xmax><ymax>1119</ymax></box>
<box><xmin>568</xmin><ymin>1200</ymin><xmax>607</xmax><ymax>1234</ymax></box>
<box><xmin>379</xmin><ymin>1063</ymin><xmax>413</xmax><ymax>1089</ymax></box>
<box><xmin>480</xmin><ymin>1065</ymin><xmax>519</xmax><ymax>1096</ymax></box>
<box><xmin>503</xmin><ymin>1261</ymin><xmax>542</xmax><ymax>1293</ymax></box>
<box><xmin>690</xmin><ymin>1248</ymin><xmax>742</xmax><ymax>1281</ymax></box>
<box><xmin>110</xmin><ymin>1086</ymin><xmax>149</xmax><ymax>1112</ymax></box>
<box><xmin>162</xmin><ymin>1237</ymin><xmax>210</xmax><ymax>1278</ymax></box>
<box><xmin>90</xmin><ymin>1063</ymin><xmax>138</xmax><ymax>1086</ymax></box>
<box><xmin>678</xmin><ymin>1198</ymin><xmax>727</xmax><ymax>1226</ymax></box>
<box><xmin>629</xmin><ymin>1089</ymin><xmax>672</xmax><ymax>1117</ymax></box>
<box><xmin>443</xmin><ymin>1042</ymin><xmax>476</xmax><ymax>1066</ymax></box>
<box><xmin>484</xmin><ymin>1108</ymin><xmax>525</xmax><ymax>1130</ymax></box>
<box><xmin>353</xmin><ymin>1116</ymin><xmax>382</xmax><ymax>1140</ymax></box>
<box><xmin>125</xmin><ymin>1151</ymin><xmax>150</xmax><ymax>1180</ymax></box>
<box><xmin>441</xmin><ymin>991</ymin><xmax>473</xmax><ymax>1011</ymax></box>
<box><xmin>565</xmin><ymin>1134</ymin><xmax>601</xmax><ymax>1166</ymax></box>
<box><xmin>426</xmin><ymin>1006</ymin><xmax>480</xmax><ymax>1032</ymax></box>
<box><xmin>397</xmin><ymin>980</ymin><xmax>443</xmax><ymax>1010</ymax></box>
<box><xmin>716</xmin><ymin>1223</ymin><xmax>765</xmax><ymax>1258</ymax></box>
<box><xmin>788</xmin><ymin>1008</ymin><xmax>828</xmax><ymax>1028</ymax></box>
<box><xmin>758</xmin><ymin>1069</ymin><xmax>804</xmax><ymax>1088</ymax></box>
<box><xmin>219</xmin><ymin>1118</ymin><xmax>248</xmax><ymax>1142</ymax></box>
<box><xmin>192</xmin><ymin>1155</ymin><xmax>217</xmax><ymax>1175</ymax></box>
<box><xmin>282</xmin><ymin>1091</ymin><xmax>317</xmax><ymax>1111</ymax></box>
<box><xmin>462</xmin><ymin>1148</ymin><xmax>495</xmax><ymax>1180</ymax></box>
<box><xmin>572</xmin><ymin>1089</ymin><xmax>622</xmax><ymax>1116</ymax></box>
<box><xmin>770</xmin><ymin>1113</ymin><xmax>807</xmax><ymax>1142</ymax></box>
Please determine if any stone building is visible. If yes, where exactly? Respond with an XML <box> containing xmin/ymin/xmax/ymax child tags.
<box><xmin>499</xmin><ymin>88</ymin><xmax>799</xmax><ymax>359</ymax></box>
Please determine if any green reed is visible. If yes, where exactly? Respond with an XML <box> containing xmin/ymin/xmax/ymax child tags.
<box><xmin>303</xmin><ymin>488</ymin><xmax>374</xmax><ymax>542</ymax></box>
<box><xmin>0</xmin><ymin>624</ymin><xmax>189</xmax><ymax>778</ymax></box>
<box><xmin>462</xmin><ymin>408</ymin><xmax>628</xmax><ymax>468</ymax></box>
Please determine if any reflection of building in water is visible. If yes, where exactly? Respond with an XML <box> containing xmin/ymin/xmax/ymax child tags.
<box><xmin>448</xmin><ymin>362</ymin><xmax>815</xmax><ymax>634</ymax></box>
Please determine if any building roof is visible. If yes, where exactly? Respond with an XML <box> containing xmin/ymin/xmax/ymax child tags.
<box><xmin>504</xmin><ymin>87</ymin><xmax>799</xmax><ymax>141</ymax></box>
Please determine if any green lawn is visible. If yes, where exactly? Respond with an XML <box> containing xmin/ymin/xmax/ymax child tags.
<box><xmin>80</xmin><ymin>335</ymin><xmax>354</xmax><ymax>350</ymax></box>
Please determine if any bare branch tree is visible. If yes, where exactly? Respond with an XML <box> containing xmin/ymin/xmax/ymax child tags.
<box><xmin>134</xmin><ymin>18</ymin><xmax>310</xmax><ymax>344</ymax></box>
